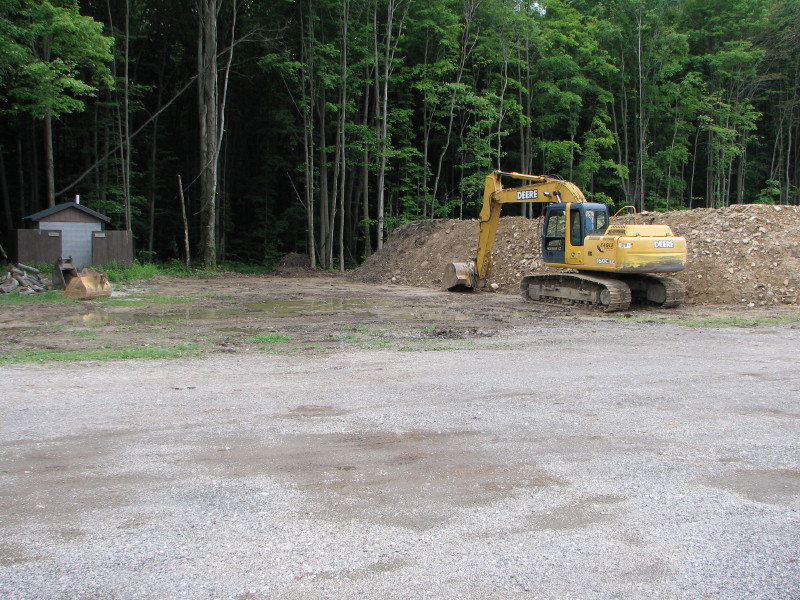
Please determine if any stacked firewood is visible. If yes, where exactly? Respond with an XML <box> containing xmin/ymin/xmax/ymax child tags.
<box><xmin>0</xmin><ymin>264</ymin><xmax>53</xmax><ymax>294</ymax></box>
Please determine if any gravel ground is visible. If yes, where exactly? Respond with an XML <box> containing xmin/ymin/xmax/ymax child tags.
<box><xmin>2</xmin><ymin>317</ymin><xmax>800</xmax><ymax>599</ymax></box>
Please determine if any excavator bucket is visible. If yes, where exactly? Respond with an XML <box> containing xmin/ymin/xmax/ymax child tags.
<box><xmin>54</xmin><ymin>259</ymin><xmax>112</xmax><ymax>299</ymax></box>
<box><xmin>64</xmin><ymin>267</ymin><xmax>112</xmax><ymax>299</ymax></box>
<box><xmin>442</xmin><ymin>261</ymin><xmax>476</xmax><ymax>291</ymax></box>
<box><xmin>53</xmin><ymin>258</ymin><xmax>78</xmax><ymax>290</ymax></box>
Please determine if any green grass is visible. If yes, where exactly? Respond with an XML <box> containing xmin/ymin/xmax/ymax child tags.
<box><xmin>0</xmin><ymin>344</ymin><xmax>200</xmax><ymax>364</ymax></box>
<box><xmin>101</xmin><ymin>259</ymin><xmax>276</xmax><ymax>283</ymax></box>
<box><xmin>218</xmin><ymin>261</ymin><xmax>275</xmax><ymax>275</ymax></box>
<box><xmin>0</xmin><ymin>291</ymin><xmax>72</xmax><ymax>304</ymax></box>
<box><xmin>101</xmin><ymin>260</ymin><xmax>161</xmax><ymax>282</ymax></box>
<box><xmin>618</xmin><ymin>314</ymin><xmax>800</xmax><ymax>328</ymax></box>
<box><xmin>245</xmin><ymin>333</ymin><xmax>290</xmax><ymax>344</ymax></box>
<box><xmin>680</xmin><ymin>315</ymin><xmax>800</xmax><ymax>328</ymax></box>
<box><xmin>72</xmin><ymin>330</ymin><xmax>98</xmax><ymax>338</ymax></box>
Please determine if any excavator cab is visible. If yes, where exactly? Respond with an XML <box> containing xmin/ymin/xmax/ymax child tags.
<box><xmin>542</xmin><ymin>202</ymin><xmax>610</xmax><ymax>266</ymax></box>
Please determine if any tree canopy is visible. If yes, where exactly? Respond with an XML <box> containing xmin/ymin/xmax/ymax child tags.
<box><xmin>1</xmin><ymin>0</ymin><xmax>798</xmax><ymax>268</ymax></box>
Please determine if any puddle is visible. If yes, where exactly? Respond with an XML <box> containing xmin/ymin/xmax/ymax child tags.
<box><xmin>58</xmin><ymin>297</ymin><xmax>478</xmax><ymax>327</ymax></box>
<box><xmin>244</xmin><ymin>298</ymin><xmax>386</xmax><ymax>313</ymax></box>
<box><xmin>709</xmin><ymin>468</ymin><xmax>800</xmax><ymax>506</ymax></box>
<box><xmin>65</xmin><ymin>312</ymin><xmax>110</xmax><ymax>326</ymax></box>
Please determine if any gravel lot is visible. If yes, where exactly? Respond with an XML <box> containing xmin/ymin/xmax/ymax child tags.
<box><xmin>1</xmin><ymin>280</ymin><xmax>799</xmax><ymax>599</ymax></box>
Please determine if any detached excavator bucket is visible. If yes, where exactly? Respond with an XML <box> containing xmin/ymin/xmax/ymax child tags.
<box><xmin>53</xmin><ymin>258</ymin><xmax>78</xmax><ymax>290</ymax></box>
<box><xmin>58</xmin><ymin>263</ymin><xmax>112</xmax><ymax>300</ymax></box>
<box><xmin>442</xmin><ymin>261</ymin><xmax>476</xmax><ymax>291</ymax></box>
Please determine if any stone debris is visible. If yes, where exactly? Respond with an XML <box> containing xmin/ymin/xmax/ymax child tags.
<box><xmin>350</xmin><ymin>204</ymin><xmax>800</xmax><ymax>307</ymax></box>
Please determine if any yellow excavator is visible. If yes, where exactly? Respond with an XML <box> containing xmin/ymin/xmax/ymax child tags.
<box><xmin>443</xmin><ymin>170</ymin><xmax>687</xmax><ymax>311</ymax></box>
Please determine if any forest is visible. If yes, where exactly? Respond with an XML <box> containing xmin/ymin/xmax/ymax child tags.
<box><xmin>1</xmin><ymin>0</ymin><xmax>799</xmax><ymax>269</ymax></box>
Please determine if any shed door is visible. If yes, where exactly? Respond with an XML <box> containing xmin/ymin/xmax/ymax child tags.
<box><xmin>39</xmin><ymin>222</ymin><xmax>101</xmax><ymax>268</ymax></box>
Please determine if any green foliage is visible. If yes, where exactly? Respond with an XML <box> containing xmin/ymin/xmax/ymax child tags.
<box><xmin>0</xmin><ymin>344</ymin><xmax>199</xmax><ymax>364</ymax></box>
<box><xmin>4</xmin><ymin>1</ymin><xmax>114</xmax><ymax>119</ymax></box>
<box><xmin>3</xmin><ymin>0</ymin><xmax>800</xmax><ymax>271</ymax></box>
<box><xmin>100</xmin><ymin>259</ymin><xmax>277</xmax><ymax>284</ymax></box>
<box><xmin>101</xmin><ymin>260</ymin><xmax>160</xmax><ymax>282</ymax></box>
<box><xmin>756</xmin><ymin>180</ymin><xmax>781</xmax><ymax>205</ymax></box>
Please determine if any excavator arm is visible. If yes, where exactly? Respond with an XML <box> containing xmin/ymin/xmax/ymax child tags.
<box><xmin>443</xmin><ymin>171</ymin><xmax>587</xmax><ymax>289</ymax></box>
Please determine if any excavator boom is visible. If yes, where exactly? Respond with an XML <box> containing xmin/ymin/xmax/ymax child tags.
<box><xmin>443</xmin><ymin>171</ymin><xmax>587</xmax><ymax>290</ymax></box>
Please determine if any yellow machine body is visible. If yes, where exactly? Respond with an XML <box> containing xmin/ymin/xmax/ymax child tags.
<box><xmin>443</xmin><ymin>170</ymin><xmax>687</xmax><ymax>310</ymax></box>
<box><xmin>544</xmin><ymin>220</ymin><xmax>687</xmax><ymax>274</ymax></box>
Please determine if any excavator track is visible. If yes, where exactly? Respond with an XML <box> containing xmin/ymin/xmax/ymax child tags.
<box><xmin>622</xmin><ymin>274</ymin><xmax>684</xmax><ymax>308</ymax></box>
<box><xmin>519</xmin><ymin>273</ymin><xmax>685</xmax><ymax>312</ymax></box>
<box><xmin>520</xmin><ymin>273</ymin><xmax>632</xmax><ymax>312</ymax></box>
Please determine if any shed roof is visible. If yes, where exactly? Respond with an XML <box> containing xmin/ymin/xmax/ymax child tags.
<box><xmin>24</xmin><ymin>202</ymin><xmax>111</xmax><ymax>223</ymax></box>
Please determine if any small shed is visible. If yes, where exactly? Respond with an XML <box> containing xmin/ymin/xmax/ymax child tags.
<box><xmin>4</xmin><ymin>202</ymin><xmax>133</xmax><ymax>268</ymax></box>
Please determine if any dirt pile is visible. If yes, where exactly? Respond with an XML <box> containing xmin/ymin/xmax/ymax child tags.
<box><xmin>272</xmin><ymin>252</ymin><xmax>319</xmax><ymax>277</ymax></box>
<box><xmin>350</xmin><ymin>204</ymin><xmax>800</xmax><ymax>306</ymax></box>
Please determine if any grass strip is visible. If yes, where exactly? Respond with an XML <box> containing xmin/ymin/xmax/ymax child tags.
<box><xmin>245</xmin><ymin>334</ymin><xmax>290</xmax><ymax>344</ymax></box>
<box><xmin>0</xmin><ymin>344</ymin><xmax>200</xmax><ymax>364</ymax></box>
<box><xmin>0</xmin><ymin>292</ymin><xmax>72</xmax><ymax>305</ymax></box>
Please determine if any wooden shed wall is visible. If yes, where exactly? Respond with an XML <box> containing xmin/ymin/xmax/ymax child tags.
<box><xmin>93</xmin><ymin>231</ymin><xmax>133</xmax><ymax>267</ymax></box>
<box><xmin>5</xmin><ymin>229</ymin><xmax>133</xmax><ymax>268</ymax></box>
<box><xmin>10</xmin><ymin>230</ymin><xmax>63</xmax><ymax>265</ymax></box>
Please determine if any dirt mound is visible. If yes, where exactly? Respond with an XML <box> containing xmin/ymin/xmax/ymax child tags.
<box><xmin>271</xmin><ymin>252</ymin><xmax>318</xmax><ymax>277</ymax></box>
<box><xmin>350</xmin><ymin>205</ymin><xmax>800</xmax><ymax>307</ymax></box>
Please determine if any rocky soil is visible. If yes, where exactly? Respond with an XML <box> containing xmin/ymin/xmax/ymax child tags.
<box><xmin>351</xmin><ymin>204</ymin><xmax>800</xmax><ymax>307</ymax></box>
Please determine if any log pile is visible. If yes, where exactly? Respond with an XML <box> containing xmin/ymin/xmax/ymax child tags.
<box><xmin>0</xmin><ymin>264</ymin><xmax>53</xmax><ymax>294</ymax></box>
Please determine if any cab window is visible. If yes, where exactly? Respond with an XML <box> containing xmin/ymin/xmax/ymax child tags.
<box><xmin>570</xmin><ymin>208</ymin><xmax>582</xmax><ymax>246</ymax></box>
<box><xmin>586</xmin><ymin>209</ymin><xmax>608</xmax><ymax>235</ymax></box>
<box><xmin>545</xmin><ymin>210</ymin><xmax>565</xmax><ymax>251</ymax></box>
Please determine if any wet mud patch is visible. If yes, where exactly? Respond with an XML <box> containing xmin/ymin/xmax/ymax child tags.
<box><xmin>193</xmin><ymin>429</ymin><xmax>558</xmax><ymax>529</ymax></box>
<box><xmin>0</xmin><ymin>431</ymin><xmax>173</xmax><ymax>565</ymax></box>
<box><xmin>3</xmin><ymin>275</ymin><xmax>797</xmax><ymax>362</ymax></box>
<box><xmin>285</xmin><ymin>404</ymin><xmax>350</xmax><ymax>418</ymax></box>
<box><xmin>524</xmin><ymin>493</ymin><xmax>623</xmax><ymax>531</ymax></box>
<box><xmin>418</xmin><ymin>327</ymin><xmax>496</xmax><ymax>339</ymax></box>
<box><xmin>708</xmin><ymin>469</ymin><xmax>800</xmax><ymax>506</ymax></box>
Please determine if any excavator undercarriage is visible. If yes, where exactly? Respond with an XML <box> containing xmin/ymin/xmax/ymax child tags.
<box><xmin>519</xmin><ymin>272</ymin><xmax>684</xmax><ymax>312</ymax></box>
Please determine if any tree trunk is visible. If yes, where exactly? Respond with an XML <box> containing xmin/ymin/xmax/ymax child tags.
<box><xmin>198</xmin><ymin>0</ymin><xmax>220</xmax><ymax>268</ymax></box>
<box><xmin>147</xmin><ymin>85</ymin><xmax>163</xmax><ymax>255</ymax></box>
<box><xmin>336</xmin><ymin>0</ymin><xmax>349</xmax><ymax>272</ymax></box>
<box><xmin>431</xmin><ymin>0</ymin><xmax>477</xmax><ymax>210</ymax></box>
<box><xmin>16</xmin><ymin>135</ymin><xmax>26</xmax><ymax>218</ymax></box>
<box><xmin>0</xmin><ymin>144</ymin><xmax>12</xmax><ymax>230</ymax></box>
<box><xmin>44</xmin><ymin>113</ymin><xmax>55</xmax><ymax>207</ymax></box>
<box><xmin>317</xmin><ymin>96</ymin><xmax>330</xmax><ymax>268</ymax></box>
<box><xmin>178</xmin><ymin>174</ymin><xmax>190</xmax><ymax>268</ymax></box>
<box><xmin>123</xmin><ymin>0</ymin><xmax>131</xmax><ymax>231</ymax></box>
<box><xmin>360</xmin><ymin>74</ymin><xmax>372</xmax><ymax>259</ymax></box>
<box><xmin>374</xmin><ymin>0</ymin><xmax>407</xmax><ymax>250</ymax></box>
<box><xmin>300</xmin><ymin>5</ymin><xmax>316</xmax><ymax>269</ymax></box>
